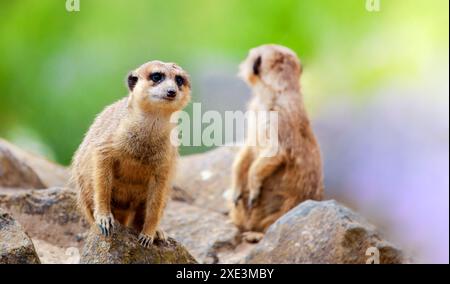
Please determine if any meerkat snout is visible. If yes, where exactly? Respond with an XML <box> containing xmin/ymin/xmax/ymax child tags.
<box><xmin>166</xmin><ymin>89</ymin><xmax>177</xmax><ymax>98</ymax></box>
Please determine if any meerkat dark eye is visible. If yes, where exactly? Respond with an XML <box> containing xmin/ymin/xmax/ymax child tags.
<box><xmin>175</xmin><ymin>75</ymin><xmax>185</xmax><ymax>87</ymax></box>
<box><xmin>149</xmin><ymin>72</ymin><xmax>164</xmax><ymax>83</ymax></box>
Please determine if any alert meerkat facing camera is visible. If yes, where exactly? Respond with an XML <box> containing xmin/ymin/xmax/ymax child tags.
<box><xmin>71</xmin><ymin>60</ymin><xmax>191</xmax><ymax>247</ymax></box>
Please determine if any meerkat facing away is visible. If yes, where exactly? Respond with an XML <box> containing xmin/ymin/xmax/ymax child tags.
<box><xmin>71</xmin><ymin>61</ymin><xmax>191</xmax><ymax>247</ymax></box>
<box><xmin>230</xmin><ymin>45</ymin><xmax>324</xmax><ymax>241</ymax></box>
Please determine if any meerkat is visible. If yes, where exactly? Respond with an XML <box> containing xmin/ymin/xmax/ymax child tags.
<box><xmin>230</xmin><ymin>44</ymin><xmax>324</xmax><ymax>242</ymax></box>
<box><xmin>70</xmin><ymin>60</ymin><xmax>191</xmax><ymax>247</ymax></box>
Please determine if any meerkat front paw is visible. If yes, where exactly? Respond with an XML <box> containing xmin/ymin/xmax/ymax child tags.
<box><xmin>138</xmin><ymin>233</ymin><xmax>154</xmax><ymax>248</ymax></box>
<box><xmin>138</xmin><ymin>229</ymin><xmax>168</xmax><ymax>248</ymax></box>
<box><xmin>94</xmin><ymin>212</ymin><xmax>115</xmax><ymax>237</ymax></box>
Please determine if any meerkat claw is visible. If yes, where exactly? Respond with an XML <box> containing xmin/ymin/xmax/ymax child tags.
<box><xmin>95</xmin><ymin>213</ymin><xmax>114</xmax><ymax>237</ymax></box>
<box><xmin>138</xmin><ymin>233</ymin><xmax>154</xmax><ymax>248</ymax></box>
<box><xmin>98</xmin><ymin>224</ymin><xmax>105</xmax><ymax>236</ymax></box>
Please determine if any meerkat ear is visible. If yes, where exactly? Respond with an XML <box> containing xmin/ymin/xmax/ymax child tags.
<box><xmin>127</xmin><ymin>72</ymin><xmax>138</xmax><ymax>92</ymax></box>
<box><xmin>253</xmin><ymin>56</ymin><xmax>262</xmax><ymax>76</ymax></box>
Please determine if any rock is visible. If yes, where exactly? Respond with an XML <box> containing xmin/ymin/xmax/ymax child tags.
<box><xmin>0</xmin><ymin>139</ymin><xmax>70</xmax><ymax>188</ymax></box>
<box><xmin>33</xmin><ymin>239</ymin><xmax>80</xmax><ymax>264</ymax></box>
<box><xmin>0</xmin><ymin>187</ymin><xmax>87</xmax><ymax>248</ymax></box>
<box><xmin>174</xmin><ymin>147</ymin><xmax>237</xmax><ymax>214</ymax></box>
<box><xmin>245</xmin><ymin>200</ymin><xmax>405</xmax><ymax>264</ymax></box>
<box><xmin>161</xmin><ymin>201</ymin><xmax>239</xmax><ymax>263</ymax></box>
<box><xmin>80</xmin><ymin>223</ymin><xmax>197</xmax><ymax>264</ymax></box>
<box><xmin>0</xmin><ymin>143</ymin><xmax>45</xmax><ymax>189</ymax></box>
<box><xmin>218</xmin><ymin>242</ymin><xmax>257</xmax><ymax>264</ymax></box>
<box><xmin>0</xmin><ymin>208</ymin><xmax>41</xmax><ymax>264</ymax></box>
<box><xmin>171</xmin><ymin>185</ymin><xmax>194</xmax><ymax>203</ymax></box>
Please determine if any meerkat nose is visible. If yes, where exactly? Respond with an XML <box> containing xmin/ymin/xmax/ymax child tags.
<box><xmin>167</xmin><ymin>89</ymin><xmax>177</xmax><ymax>98</ymax></box>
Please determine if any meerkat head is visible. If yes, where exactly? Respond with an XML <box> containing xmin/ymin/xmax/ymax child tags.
<box><xmin>239</xmin><ymin>44</ymin><xmax>302</xmax><ymax>92</ymax></box>
<box><xmin>126</xmin><ymin>61</ymin><xmax>191</xmax><ymax>113</ymax></box>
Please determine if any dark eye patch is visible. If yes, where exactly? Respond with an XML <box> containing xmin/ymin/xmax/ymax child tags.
<box><xmin>175</xmin><ymin>75</ymin><xmax>185</xmax><ymax>87</ymax></box>
<box><xmin>149</xmin><ymin>72</ymin><xmax>164</xmax><ymax>83</ymax></box>
<box><xmin>127</xmin><ymin>73</ymin><xmax>138</xmax><ymax>91</ymax></box>
<box><xmin>253</xmin><ymin>56</ymin><xmax>262</xmax><ymax>76</ymax></box>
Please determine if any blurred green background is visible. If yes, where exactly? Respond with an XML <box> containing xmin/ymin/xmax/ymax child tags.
<box><xmin>0</xmin><ymin>0</ymin><xmax>447</xmax><ymax>164</ymax></box>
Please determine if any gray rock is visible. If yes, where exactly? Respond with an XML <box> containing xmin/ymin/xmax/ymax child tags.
<box><xmin>171</xmin><ymin>185</ymin><xmax>194</xmax><ymax>203</ymax></box>
<box><xmin>0</xmin><ymin>139</ymin><xmax>69</xmax><ymax>188</ymax></box>
<box><xmin>33</xmin><ymin>238</ymin><xmax>80</xmax><ymax>264</ymax></box>
<box><xmin>0</xmin><ymin>185</ymin><xmax>239</xmax><ymax>264</ymax></box>
<box><xmin>0</xmin><ymin>187</ymin><xmax>87</xmax><ymax>248</ymax></box>
<box><xmin>246</xmin><ymin>200</ymin><xmax>405</xmax><ymax>264</ymax></box>
<box><xmin>80</xmin><ymin>223</ymin><xmax>197</xmax><ymax>264</ymax></box>
<box><xmin>174</xmin><ymin>147</ymin><xmax>237</xmax><ymax>214</ymax></box>
<box><xmin>161</xmin><ymin>201</ymin><xmax>239</xmax><ymax>263</ymax></box>
<box><xmin>0</xmin><ymin>208</ymin><xmax>40</xmax><ymax>264</ymax></box>
<box><xmin>0</xmin><ymin>143</ymin><xmax>45</xmax><ymax>189</ymax></box>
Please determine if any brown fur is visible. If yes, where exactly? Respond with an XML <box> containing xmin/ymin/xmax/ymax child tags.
<box><xmin>70</xmin><ymin>61</ymin><xmax>191</xmax><ymax>246</ymax></box>
<box><xmin>230</xmin><ymin>45</ymin><xmax>324</xmax><ymax>234</ymax></box>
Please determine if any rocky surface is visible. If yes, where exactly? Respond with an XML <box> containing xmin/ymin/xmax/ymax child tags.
<box><xmin>0</xmin><ymin>139</ymin><xmax>69</xmax><ymax>188</ymax></box>
<box><xmin>80</xmin><ymin>223</ymin><xmax>197</xmax><ymax>264</ymax></box>
<box><xmin>161</xmin><ymin>201</ymin><xmax>239</xmax><ymax>263</ymax></box>
<box><xmin>0</xmin><ymin>186</ymin><xmax>240</xmax><ymax>264</ymax></box>
<box><xmin>0</xmin><ymin>139</ymin><xmax>409</xmax><ymax>264</ymax></box>
<box><xmin>174</xmin><ymin>147</ymin><xmax>237</xmax><ymax>214</ymax></box>
<box><xmin>245</xmin><ymin>200</ymin><xmax>405</xmax><ymax>264</ymax></box>
<box><xmin>0</xmin><ymin>187</ymin><xmax>87</xmax><ymax>248</ymax></box>
<box><xmin>33</xmin><ymin>239</ymin><xmax>79</xmax><ymax>264</ymax></box>
<box><xmin>0</xmin><ymin>208</ymin><xmax>40</xmax><ymax>264</ymax></box>
<box><xmin>0</xmin><ymin>143</ymin><xmax>45</xmax><ymax>189</ymax></box>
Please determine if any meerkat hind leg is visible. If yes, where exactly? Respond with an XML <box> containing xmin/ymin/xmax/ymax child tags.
<box><xmin>123</xmin><ymin>210</ymin><xmax>136</xmax><ymax>227</ymax></box>
<box><xmin>112</xmin><ymin>209</ymin><xmax>136</xmax><ymax>228</ymax></box>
